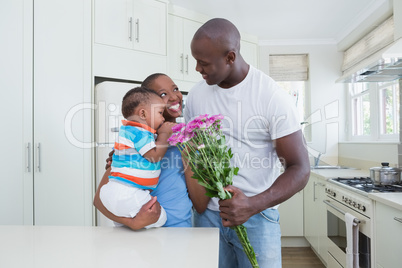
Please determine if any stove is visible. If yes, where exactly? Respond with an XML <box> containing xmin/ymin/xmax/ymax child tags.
<box><xmin>324</xmin><ymin>177</ymin><xmax>375</xmax><ymax>267</ymax></box>
<box><xmin>325</xmin><ymin>177</ymin><xmax>402</xmax><ymax>267</ymax></box>
<box><xmin>331</xmin><ymin>177</ymin><xmax>402</xmax><ymax>194</ymax></box>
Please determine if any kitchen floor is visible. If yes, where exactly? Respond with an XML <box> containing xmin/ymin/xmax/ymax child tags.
<box><xmin>282</xmin><ymin>247</ymin><xmax>325</xmax><ymax>268</ymax></box>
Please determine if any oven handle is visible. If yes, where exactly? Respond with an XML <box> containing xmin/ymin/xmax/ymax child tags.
<box><xmin>323</xmin><ymin>200</ymin><xmax>362</xmax><ymax>224</ymax></box>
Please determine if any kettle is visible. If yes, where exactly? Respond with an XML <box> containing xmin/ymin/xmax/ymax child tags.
<box><xmin>370</xmin><ymin>162</ymin><xmax>400</xmax><ymax>186</ymax></box>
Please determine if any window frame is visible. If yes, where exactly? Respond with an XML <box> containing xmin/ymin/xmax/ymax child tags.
<box><xmin>347</xmin><ymin>80</ymin><xmax>399</xmax><ymax>142</ymax></box>
<box><xmin>276</xmin><ymin>80</ymin><xmax>311</xmax><ymax>142</ymax></box>
<box><xmin>378</xmin><ymin>81</ymin><xmax>400</xmax><ymax>140</ymax></box>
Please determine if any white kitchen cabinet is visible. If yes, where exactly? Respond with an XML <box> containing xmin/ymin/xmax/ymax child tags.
<box><xmin>278</xmin><ymin>190</ymin><xmax>304</xmax><ymax>236</ymax></box>
<box><xmin>0</xmin><ymin>0</ymin><xmax>92</xmax><ymax>225</ymax></box>
<box><xmin>168</xmin><ymin>14</ymin><xmax>202</xmax><ymax>83</ymax></box>
<box><xmin>94</xmin><ymin>0</ymin><xmax>167</xmax><ymax>56</ymax></box>
<box><xmin>241</xmin><ymin>40</ymin><xmax>258</xmax><ymax>68</ymax></box>
<box><xmin>374</xmin><ymin>202</ymin><xmax>402</xmax><ymax>267</ymax></box>
<box><xmin>0</xmin><ymin>0</ymin><xmax>33</xmax><ymax>225</ymax></box>
<box><xmin>304</xmin><ymin>175</ymin><xmax>328</xmax><ymax>264</ymax></box>
<box><xmin>304</xmin><ymin>176</ymin><xmax>319</xmax><ymax>249</ymax></box>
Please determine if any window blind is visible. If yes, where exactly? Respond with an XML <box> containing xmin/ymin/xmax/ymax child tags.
<box><xmin>269</xmin><ymin>54</ymin><xmax>309</xmax><ymax>81</ymax></box>
<box><xmin>342</xmin><ymin>16</ymin><xmax>394</xmax><ymax>72</ymax></box>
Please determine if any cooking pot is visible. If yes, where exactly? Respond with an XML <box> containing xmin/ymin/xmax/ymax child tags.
<box><xmin>370</xmin><ymin>162</ymin><xmax>400</xmax><ymax>185</ymax></box>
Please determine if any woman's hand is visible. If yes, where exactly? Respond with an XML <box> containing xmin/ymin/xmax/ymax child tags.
<box><xmin>105</xmin><ymin>149</ymin><xmax>114</xmax><ymax>170</ymax></box>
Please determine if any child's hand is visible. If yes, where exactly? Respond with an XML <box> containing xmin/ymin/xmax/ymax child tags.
<box><xmin>157</xmin><ymin>122</ymin><xmax>176</xmax><ymax>136</ymax></box>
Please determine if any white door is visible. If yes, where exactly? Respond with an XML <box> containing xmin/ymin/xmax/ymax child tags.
<box><xmin>0</xmin><ymin>0</ymin><xmax>34</xmax><ymax>225</ymax></box>
<box><xmin>33</xmin><ymin>0</ymin><xmax>92</xmax><ymax>225</ymax></box>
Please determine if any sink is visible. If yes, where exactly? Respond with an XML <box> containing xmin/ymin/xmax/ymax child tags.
<box><xmin>310</xmin><ymin>165</ymin><xmax>356</xmax><ymax>170</ymax></box>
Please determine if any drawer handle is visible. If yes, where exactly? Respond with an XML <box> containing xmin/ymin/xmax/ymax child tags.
<box><xmin>394</xmin><ymin>217</ymin><xmax>402</xmax><ymax>224</ymax></box>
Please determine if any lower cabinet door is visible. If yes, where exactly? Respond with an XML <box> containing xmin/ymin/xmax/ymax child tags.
<box><xmin>327</xmin><ymin>252</ymin><xmax>343</xmax><ymax>268</ymax></box>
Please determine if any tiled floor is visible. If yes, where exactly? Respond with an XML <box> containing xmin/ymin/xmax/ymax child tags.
<box><xmin>282</xmin><ymin>247</ymin><xmax>326</xmax><ymax>268</ymax></box>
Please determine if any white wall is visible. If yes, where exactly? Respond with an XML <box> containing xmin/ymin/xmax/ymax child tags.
<box><xmin>339</xmin><ymin>142</ymin><xmax>398</xmax><ymax>170</ymax></box>
<box><xmin>259</xmin><ymin>44</ymin><xmax>344</xmax><ymax>166</ymax></box>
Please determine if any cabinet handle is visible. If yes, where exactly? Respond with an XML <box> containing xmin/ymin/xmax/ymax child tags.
<box><xmin>180</xmin><ymin>54</ymin><xmax>184</xmax><ymax>73</ymax></box>
<box><xmin>394</xmin><ymin>217</ymin><xmax>402</xmax><ymax>224</ymax></box>
<box><xmin>26</xmin><ymin>143</ymin><xmax>31</xmax><ymax>172</ymax></box>
<box><xmin>37</xmin><ymin>143</ymin><xmax>41</xmax><ymax>172</ymax></box>
<box><xmin>128</xmin><ymin>17</ymin><xmax>133</xmax><ymax>41</ymax></box>
<box><xmin>185</xmin><ymin>55</ymin><xmax>189</xmax><ymax>74</ymax></box>
<box><xmin>135</xmin><ymin>19</ymin><xmax>139</xmax><ymax>42</ymax></box>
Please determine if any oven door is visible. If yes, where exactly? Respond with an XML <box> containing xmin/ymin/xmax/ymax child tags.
<box><xmin>324</xmin><ymin>199</ymin><xmax>371</xmax><ymax>268</ymax></box>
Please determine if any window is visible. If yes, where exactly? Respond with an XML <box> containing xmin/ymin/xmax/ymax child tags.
<box><xmin>348</xmin><ymin>80</ymin><xmax>399</xmax><ymax>141</ymax></box>
<box><xmin>276</xmin><ymin>81</ymin><xmax>306</xmax><ymax>123</ymax></box>
<box><xmin>269</xmin><ymin>54</ymin><xmax>310</xmax><ymax>141</ymax></box>
<box><xmin>350</xmin><ymin>83</ymin><xmax>370</xmax><ymax>136</ymax></box>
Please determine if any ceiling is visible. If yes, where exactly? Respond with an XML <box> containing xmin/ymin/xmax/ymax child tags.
<box><xmin>168</xmin><ymin>0</ymin><xmax>393</xmax><ymax>48</ymax></box>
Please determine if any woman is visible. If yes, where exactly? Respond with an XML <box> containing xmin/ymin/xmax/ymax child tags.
<box><xmin>93</xmin><ymin>73</ymin><xmax>208</xmax><ymax>229</ymax></box>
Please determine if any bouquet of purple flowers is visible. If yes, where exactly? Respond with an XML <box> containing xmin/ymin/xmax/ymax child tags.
<box><xmin>168</xmin><ymin>114</ymin><xmax>259</xmax><ymax>268</ymax></box>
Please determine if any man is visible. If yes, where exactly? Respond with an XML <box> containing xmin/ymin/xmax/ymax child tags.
<box><xmin>184</xmin><ymin>18</ymin><xmax>310</xmax><ymax>268</ymax></box>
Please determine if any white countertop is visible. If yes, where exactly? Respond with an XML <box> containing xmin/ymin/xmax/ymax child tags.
<box><xmin>310</xmin><ymin>168</ymin><xmax>370</xmax><ymax>180</ymax></box>
<box><xmin>311</xmin><ymin>168</ymin><xmax>402</xmax><ymax>211</ymax></box>
<box><xmin>0</xmin><ymin>226</ymin><xmax>219</xmax><ymax>268</ymax></box>
<box><xmin>368</xmin><ymin>193</ymin><xmax>402</xmax><ymax>211</ymax></box>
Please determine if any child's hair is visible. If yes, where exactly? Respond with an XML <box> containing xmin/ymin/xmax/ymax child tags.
<box><xmin>121</xmin><ymin>86</ymin><xmax>160</xmax><ymax>119</ymax></box>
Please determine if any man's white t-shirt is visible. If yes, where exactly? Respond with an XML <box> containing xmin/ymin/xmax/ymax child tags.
<box><xmin>184</xmin><ymin>65</ymin><xmax>301</xmax><ymax>211</ymax></box>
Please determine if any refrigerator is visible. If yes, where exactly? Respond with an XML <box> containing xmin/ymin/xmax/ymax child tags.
<box><xmin>94</xmin><ymin>81</ymin><xmax>141</xmax><ymax>226</ymax></box>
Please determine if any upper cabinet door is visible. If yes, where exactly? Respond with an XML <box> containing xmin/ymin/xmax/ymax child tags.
<box><xmin>182</xmin><ymin>19</ymin><xmax>202</xmax><ymax>82</ymax></box>
<box><xmin>167</xmin><ymin>15</ymin><xmax>184</xmax><ymax>81</ymax></box>
<box><xmin>133</xmin><ymin>0</ymin><xmax>166</xmax><ymax>55</ymax></box>
<box><xmin>94</xmin><ymin>0</ymin><xmax>132</xmax><ymax>49</ymax></box>
<box><xmin>94</xmin><ymin>0</ymin><xmax>167</xmax><ymax>55</ymax></box>
<box><xmin>167</xmin><ymin>15</ymin><xmax>201</xmax><ymax>83</ymax></box>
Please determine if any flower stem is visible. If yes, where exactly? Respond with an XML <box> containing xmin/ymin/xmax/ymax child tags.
<box><xmin>220</xmin><ymin>190</ymin><xmax>259</xmax><ymax>267</ymax></box>
<box><xmin>232</xmin><ymin>225</ymin><xmax>259</xmax><ymax>268</ymax></box>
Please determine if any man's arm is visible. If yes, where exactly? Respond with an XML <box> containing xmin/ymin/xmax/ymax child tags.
<box><xmin>218</xmin><ymin>130</ymin><xmax>310</xmax><ymax>227</ymax></box>
<box><xmin>93</xmin><ymin>168</ymin><xmax>161</xmax><ymax>230</ymax></box>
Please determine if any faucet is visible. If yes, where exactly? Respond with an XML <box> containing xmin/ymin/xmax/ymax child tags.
<box><xmin>314</xmin><ymin>152</ymin><xmax>322</xmax><ymax>167</ymax></box>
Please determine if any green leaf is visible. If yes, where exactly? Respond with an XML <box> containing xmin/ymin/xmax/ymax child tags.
<box><xmin>228</xmin><ymin>148</ymin><xmax>233</xmax><ymax>158</ymax></box>
<box><xmin>234</xmin><ymin>167</ymin><xmax>239</xmax><ymax>175</ymax></box>
<box><xmin>205</xmin><ymin>189</ymin><xmax>219</xmax><ymax>198</ymax></box>
<box><xmin>197</xmin><ymin>181</ymin><xmax>215</xmax><ymax>190</ymax></box>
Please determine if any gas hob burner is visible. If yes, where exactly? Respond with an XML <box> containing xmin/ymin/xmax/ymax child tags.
<box><xmin>333</xmin><ymin>177</ymin><xmax>372</xmax><ymax>185</ymax></box>
<box><xmin>331</xmin><ymin>177</ymin><xmax>402</xmax><ymax>193</ymax></box>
